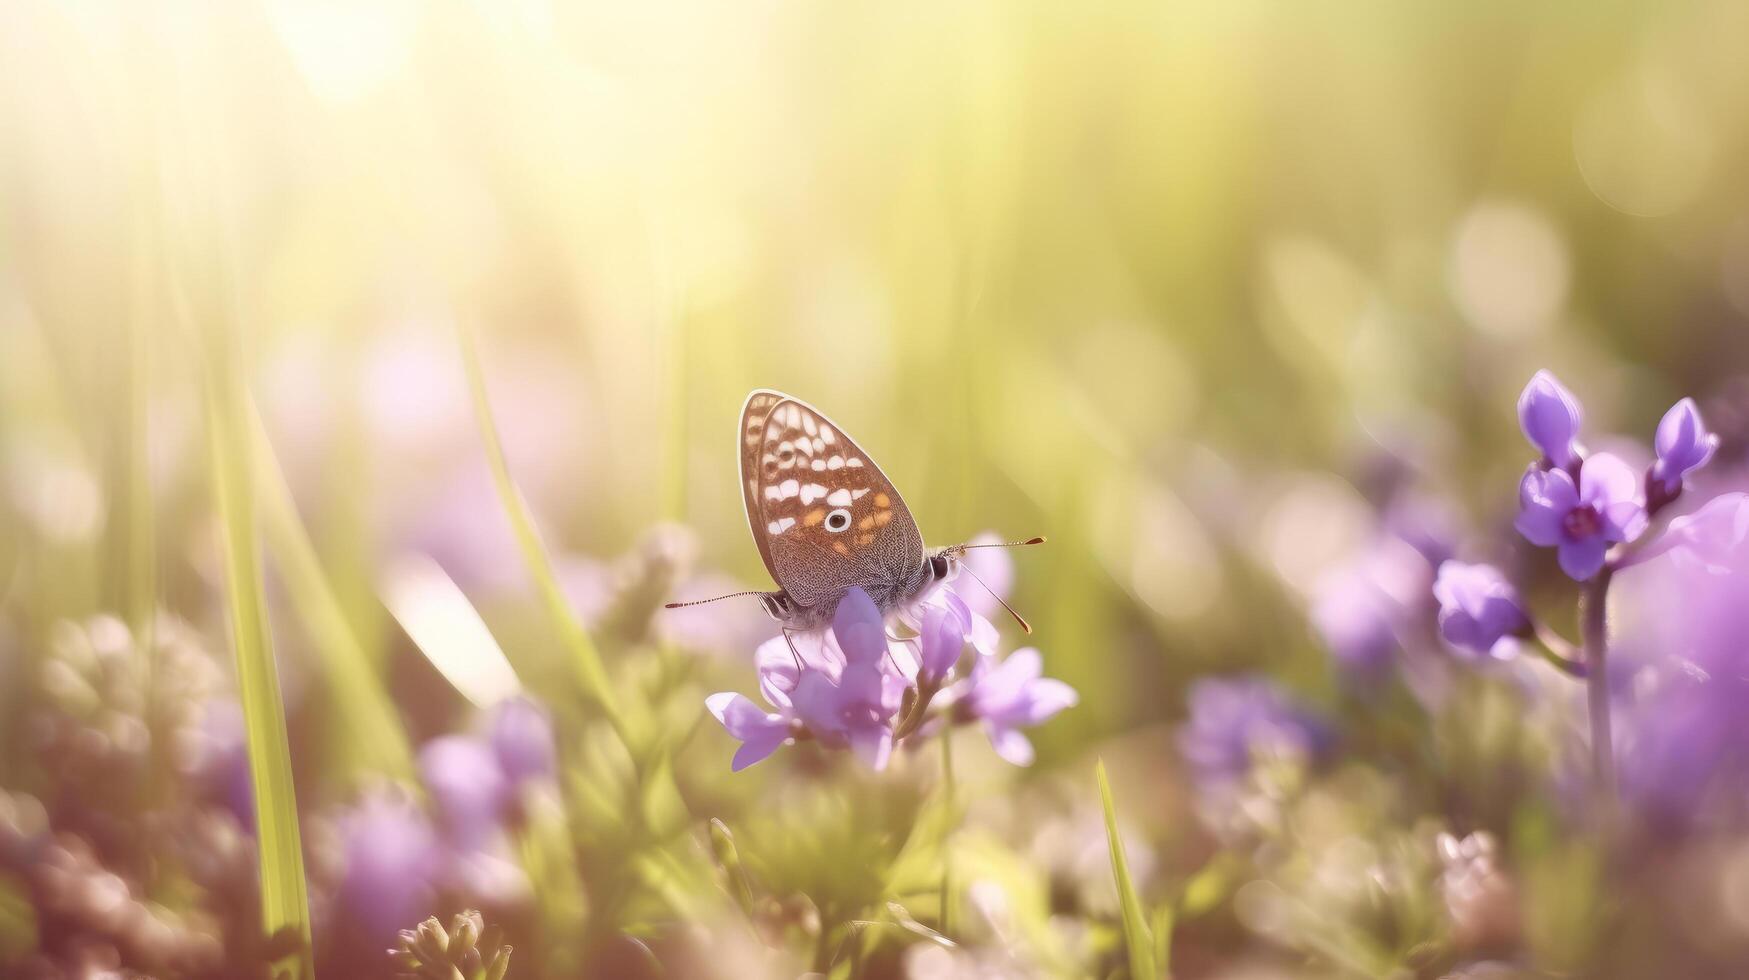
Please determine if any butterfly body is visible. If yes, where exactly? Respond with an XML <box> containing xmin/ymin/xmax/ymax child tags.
<box><xmin>754</xmin><ymin>552</ymin><xmax>955</xmax><ymax>630</ymax></box>
<box><xmin>738</xmin><ymin>390</ymin><xmax>956</xmax><ymax>630</ymax></box>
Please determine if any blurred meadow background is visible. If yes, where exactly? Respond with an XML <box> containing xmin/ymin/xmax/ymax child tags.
<box><xmin>4</xmin><ymin>0</ymin><xmax>1749</xmax><ymax>977</ymax></box>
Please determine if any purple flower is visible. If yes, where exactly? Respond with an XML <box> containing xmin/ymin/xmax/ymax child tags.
<box><xmin>1622</xmin><ymin>492</ymin><xmax>1749</xmax><ymax>576</ymax></box>
<box><xmin>1611</xmin><ymin>507</ymin><xmax>1749</xmax><ymax>825</ymax></box>
<box><xmin>708</xmin><ymin>587</ymin><xmax>905</xmax><ymax>771</ymax></box>
<box><xmin>1433</xmin><ymin>562</ymin><xmax>1528</xmax><ymax>660</ymax></box>
<box><xmin>1514</xmin><ymin>453</ymin><xmax>1648</xmax><ymax>580</ymax></box>
<box><xmin>1311</xmin><ymin>571</ymin><xmax>1399</xmax><ymax>673</ymax></box>
<box><xmin>488</xmin><ymin>696</ymin><xmax>556</xmax><ymax>786</ymax></box>
<box><xmin>1381</xmin><ymin>491</ymin><xmax>1463</xmax><ymax>568</ymax></box>
<box><xmin>418</xmin><ymin>735</ymin><xmax>510</xmax><ymax>851</ymax></box>
<box><xmin>916</xmin><ymin>600</ymin><xmax>968</xmax><ymax>683</ymax></box>
<box><xmin>787</xmin><ymin>588</ymin><xmax>903</xmax><ymax>769</ymax></box>
<box><xmin>1310</xmin><ymin>539</ymin><xmax>1430</xmax><ymax>674</ymax></box>
<box><xmin>1650</xmin><ymin>397</ymin><xmax>1718</xmax><ymax>497</ymax></box>
<box><xmin>897</xmin><ymin>560</ymin><xmax>1002</xmax><ymax>661</ymax></box>
<box><xmin>1178</xmin><ymin>676</ymin><xmax>1325</xmax><ymax>786</ymax></box>
<box><xmin>952</xmin><ymin>648</ymin><xmax>1077</xmax><ymax>765</ymax></box>
<box><xmin>706</xmin><ymin>574</ymin><xmax>1036</xmax><ymax>772</ymax></box>
<box><xmin>704</xmin><ymin>692</ymin><xmax>792</xmax><ymax>772</ymax></box>
<box><xmin>1517</xmin><ymin>371</ymin><xmax>1583</xmax><ymax>468</ymax></box>
<box><xmin>335</xmin><ymin>793</ymin><xmax>442</xmax><ymax>944</ymax></box>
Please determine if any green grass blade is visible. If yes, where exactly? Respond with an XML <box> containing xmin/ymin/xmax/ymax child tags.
<box><xmin>123</xmin><ymin>208</ymin><xmax>157</xmax><ymax>638</ymax></box>
<box><xmin>458</xmin><ymin>328</ymin><xmax>622</xmax><ymax>734</ymax></box>
<box><xmin>206</xmin><ymin>370</ymin><xmax>314</xmax><ymax>979</ymax></box>
<box><xmin>1152</xmin><ymin>903</ymin><xmax>1175</xmax><ymax>977</ymax></box>
<box><xmin>1098</xmin><ymin>759</ymin><xmax>1158</xmax><ymax>980</ymax></box>
<box><xmin>247</xmin><ymin>400</ymin><xmax>414</xmax><ymax>783</ymax></box>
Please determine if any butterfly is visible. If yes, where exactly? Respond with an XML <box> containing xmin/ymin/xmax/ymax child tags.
<box><xmin>667</xmin><ymin>390</ymin><xmax>1042</xmax><ymax>640</ymax></box>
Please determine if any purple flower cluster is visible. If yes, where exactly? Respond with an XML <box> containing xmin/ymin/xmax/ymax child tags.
<box><xmin>1178</xmin><ymin>676</ymin><xmax>1327</xmax><ymax>788</ymax></box>
<box><xmin>418</xmin><ymin>696</ymin><xmax>557</xmax><ymax>848</ymax></box>
<box><xmin>1513</xmin><ymin>371</ymin><xmax>1715</xmax><ymax>581</ymax></box>
<box><xmin>1430</xmin><ymin>372</ymin><xmax>1726</xmax><ymax>661</ymax></box>
<box><xmin>706</xmin><ymin>547</ymin><xmax>1076</xmax><ymax>771</ymax></box>
<box><xmin>1612</xmin><ymin>495</ymin><xmax>1749</xmax><ymax>825</ymax></box>
<box><xmin>335</xmin><ymin>697</ymin><xmax>557</xmax><ymax>943</ymax></box>
<box><xmin>1310</xmin><ymin>536</ymin><xmax>1434</xmax><ymax>675</ymax></box>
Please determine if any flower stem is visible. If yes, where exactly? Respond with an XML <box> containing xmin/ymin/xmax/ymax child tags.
<box><xmin>940</xmin><ymin>732</ymin><xmax>956</xmax><ymax>937</ymax></box>
<box><xmin>1581</xmin><ymin>567</ymin><xmax>1617</xmax><ymax>814</ymax></box>
<box><xmin>892</xmin><ymin>679</ymin><xmax>940</xmax><ymax>741</ymax></box>
<box><xmin>1528</xmin><ymin>621</ymin><xmax>1588</xmax><ymax>679</ymax></box>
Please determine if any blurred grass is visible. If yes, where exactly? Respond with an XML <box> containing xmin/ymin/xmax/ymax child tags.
<box><xmin>460</xmin><ymin>327</ymin><xmax>621</xmax><ymax>734</ymax></box>
<box><xmin>1099</xmin><ymin>759</ymin><xmax>1160</xmax><ymax>980</ymax></box>
<box><xmin>205</xmin><ymin>360</ymin><xmax>313</xmax><ymax>978</ymax></box>
<box><xmin>249</xmin><ymin>402</ymin><xmax>414</xmax><ymax>783</ymax></box>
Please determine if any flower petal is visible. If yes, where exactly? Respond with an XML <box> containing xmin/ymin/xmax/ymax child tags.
<box><xmin>939</xmin><ymin>588</ymin><xmax>974</xmax><ymax>636</ymax></box>
<box><xmin>973</xmin><ymin>647</ymin><xmax>1043</xmax><ymax>711</ymax></box>
<box><xmin>1653</xmin><ymin>397</ymin><xmax>1716</xmax><ymax>485</ymax></box>
<box><xmin>986</xmin><ymin>725</ymin><xmax>1036</xmax><ymax>766</ymax></box>
<box><xmin>731</xmin><ymin>732</ymin><xmax>788</xmax><ymax>771</ymax></box>
<box><xmin>1622</xmin><ymin>492</ymin><xmax>1749</xmax><ymax>575</ymax></box>
<box><xmin>918</xmin><ymin>603</ymin><xmax>965</xmax><ymax>680</ymax></box>
<box><xmin>1018</xmin><ymin>678</ymin><xmax>1079</xmax><ymax>726</ymax></box>
<box><xmin>1515</xmin><ymin>468</ymin><xmax>1576</xmax><ymax>546</ymax></box>
<box><xmin>968</xmin><ymin>610</ymin><xmax>1002</xmax><ymax>658</ymax></box>
<box><xmin>1578</xmin><ymin>452</ymin><xmax>1640</xmax><ymax>509</ymax></box>
<box><xmin>1517</xmin><ymin>371</ymin><xmax>1583</xmax><ymax>466</ymax></box>
<box><xmin>706</xmin><ymin>692</ymin><xmax>783</xmax><ymax>741</ymax></box>
<box><xmin>790</xmin><ymin>671</ymin><xmax>845</xmax><ymax>735</ymax></box>
<box><xmin>849</xmin><ymin>727</ymin><xmax>893</xmax><ymax>770</ymax></box>
<box><xmin>1437</xmin><ymin>605</ymin><xmax>1484</xmax><ymax>652</ymax></box>
<box><xmin>1514</xmin><ymin>501</ymin><xmax>1565</xmax><ymax>547</ymax></box>
<box><xmin>832</xmin><ymin>586</ymin><xmax>888</xmax><ymax>666</ymax></box>
<box><xmin>1557</xmin><ymin>537</ymin><xmax>1609</xmax><ymax>581</ymax></box>
<box><xmin>1600</xmin><ymin>499</ymin><xmax>1649</xmax><ymax>543</ymax></box>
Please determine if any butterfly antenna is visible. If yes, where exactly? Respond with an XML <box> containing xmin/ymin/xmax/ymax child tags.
<box><xmin>954</xmin><ymin>561</ymin><xmax>1033</xmax><ymax>635</ymax></box>
<box><xmin>663</xmin><ymin>590</ymin><xmax>765</xmax><ymax>609</ymax></box>
<box><xmin>953</xmin><ymin>536</ymin><xmax>1047</xmax><ymax>550</ymax></box>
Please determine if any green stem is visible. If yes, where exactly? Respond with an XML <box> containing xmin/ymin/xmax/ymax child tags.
<box><xmin>1527</xmin><ymin>621</ymin><xmax>1587</xmax><ymax>679</ymax></box>
<box><xmin>1581</xmin><ymin>567</ymin><xmax>1617</xmax><ymax>814</ymax></box>
<box><xmin>939</xmin><ymin>732</ymin><xmax>955</xmax><ymax>937</ymax></box>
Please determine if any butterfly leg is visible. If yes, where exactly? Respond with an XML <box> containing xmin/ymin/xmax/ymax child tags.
<box><xmin>886</xmin><ymin>646</ymin><xmax>907</xmax><ymax>677</ymax></box>
<box><xmin>782</xmin><ymin>627</ymin><xmax>804</xmax><ymax>671</ymax></box>
<box><xmin>881</xmin><ymin>626</ymin><xmax>922</xmax><ymax>676</ymax></box>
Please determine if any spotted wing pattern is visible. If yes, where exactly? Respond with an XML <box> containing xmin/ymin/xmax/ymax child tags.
<box><xmin>745</xmin><ymin>394</ymin><xmax>925</xmax><ymax>609</ymax></box>
<box><xmin>738</xmin><ymin>390</ymin><xmax>788</xmax><ymax>585</ymax></box>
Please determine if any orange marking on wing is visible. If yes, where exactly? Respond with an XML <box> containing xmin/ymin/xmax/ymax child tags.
<box><xmin>874</xmin><ymin>492</ymin><xmax>891</xmax><ymax>509</ymax></box>
<box><xmin>857</xmin><ymin>514</ymin><xmax>875</xmax><ymax>531</ymax></box>
<box><xmin>804</xmin><ymin>508</ymin><xmax>826</xmax><ymax>527</ymax></box>
<box><xmin>856</xmin><ymin>532</ymin><xmax>875</xmax><ymax>547</ymax></box>
<box><xmin>832</xmin><ymin>541</ymin><xmax>849</xmax><ymax>555</ymax></box>
<box><xmin>873</xmin><ymin>510</ymin><xmax>892</xmax><ymax>528</ymax></box>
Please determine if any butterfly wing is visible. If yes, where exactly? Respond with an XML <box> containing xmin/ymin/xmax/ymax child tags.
<box><xmin>739</xmin><ymin>390</ymin><xmax>789</xmax><ymax>584</ymax></box>
<box><xmin>746</xmin><ymin>394</ymin><xmax>925</xmax><ymax>609</ymax></box>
